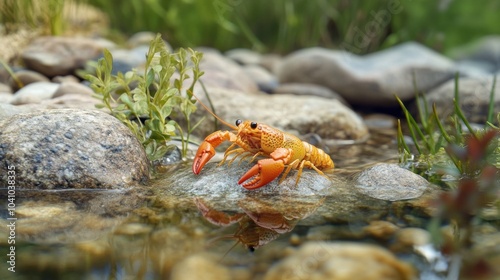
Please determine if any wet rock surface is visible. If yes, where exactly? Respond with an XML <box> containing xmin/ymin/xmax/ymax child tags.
<box><xmin>0</xmin><ymin>109</ymin><xmax>149</xmax><ymax>189</ymax></box>
<box><xmin>354</xmin><ymin>163</ymin><xmax>430</xmax><ymax>201</ymax></box>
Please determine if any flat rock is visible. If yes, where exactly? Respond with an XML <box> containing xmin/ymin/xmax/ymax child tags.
<box><xmin>277</xmin><ymin>43</ymin><xmax>455</xmax><ymax>107</ymax></box>
<box><xmin>424</xmin><ymin>76</ymin><xmax>500</xmax><ymax>124</ymax></box>
<box><xmin>190</xmin><ymin>89</ymin><xmax>368</xmax><ymax>144</ymax></box>
<box><xmin>354</xmin><ymin>163</ymin><xmax>430</xmax><ymax>201</ymax></box>
<box><xmin>10</xmin><ymin>82</ymin><xmax>60</xmax><ymax>105</ymax></box>
<box><xmin>264</xmin><ymin>242</ymin><xmax>415</xmax><ymax>280</ymax></box>
<box><xmin>21</xmin><ymin>36</ymin><xmax>105</xmax><ymax>77</ymax></box>
<box><xmin>0</xmin><ymin>109</ymin><xmax>149</xmax><ymax>189</ymax></box>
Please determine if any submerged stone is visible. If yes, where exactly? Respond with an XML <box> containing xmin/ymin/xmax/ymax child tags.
<box><xmin>264</xmin><ymin>241</ymin><xmax>415</xmax><ymax>280</ymax></box>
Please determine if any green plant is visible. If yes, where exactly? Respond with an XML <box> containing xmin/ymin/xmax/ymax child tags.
<box><xmin>427</xmin><ymin>131</ymin><xmax>499</xmax><ymax>279</ymax></box>
<box><xmin>85</xmin><ymin>34</ymin><xmax>204</xmax><ymax>162</ymax></box>
<box><xmin>397</xmin><ymin>74</ymin><xmax>500</xmax><ymax>180</ymax></box>
<box><xmin>397</xmin><ymin>74</ymin><xmax>500</xmax><ymax>278</ymax></box>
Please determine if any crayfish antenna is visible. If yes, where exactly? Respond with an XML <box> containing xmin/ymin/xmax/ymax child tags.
<box><xmin>192</xmin><ymin>93</ymin><xmax>238</xmax><ymax>130</ymax></box>
<box><xmin>206</xmin><ymin>235</ymin><xmax>243</xmax><ymax>262</ymax></box>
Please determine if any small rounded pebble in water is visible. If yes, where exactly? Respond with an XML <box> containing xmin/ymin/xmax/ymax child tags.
<box><xmin>289</xmin><ymin>233</ymin><xmax>301</xmax><ymax>246</ymax></box>
<box><xmin>391</xmin><ymin>228</ymin><xmax>430</xmax><ymax>252</ymax></box>
<box><xmin>113</xmin><ymin>223</ymin><xmax>153</xmax><ymax>235</ymax></box>
<box><xmin>363</xmin><ymin>220</ymin><xmax>400</xmax><ymax>240</ymax></box>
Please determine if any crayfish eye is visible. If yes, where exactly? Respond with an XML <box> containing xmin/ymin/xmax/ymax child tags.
<box><xmin>250</xmin><ymin>122</ymin><xmax>257</xmax><ymax>129</ymax></box>
<box><xmin>236</xmin><ymin>119</ymin><xmax>242</xmax><ymax>126</ymax></box>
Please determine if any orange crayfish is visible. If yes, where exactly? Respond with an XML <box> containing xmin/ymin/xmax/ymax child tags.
<box><xmin>191</xmin><ymin>102</ymin><xmax>335</xmax><ymax>189</ymax></box>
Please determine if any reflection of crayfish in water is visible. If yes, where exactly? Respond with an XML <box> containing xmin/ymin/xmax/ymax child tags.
<box><xmin>191</xmin><ymin>99</ymin><xmax>335</xmax><ymax>189</ymax></box>
<box><xmin>195</xmin><ymin>198</ymin><xmax>323</xmax><ymax>252</ymax></box>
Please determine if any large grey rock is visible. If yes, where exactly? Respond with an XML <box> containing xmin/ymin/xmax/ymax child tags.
<box><xmin>190</xmin><ymin>89</ymin><xmax>368</xmax><ymax>144</ymax></box>
<box><xmin>0</xmin><ymin>109</ymin><xmax>149</xmax><ymax>189</ymax></box>
<box><xmin>355</xmin><ymin>164</ymin><xmax>430</xmax><ymax>201</ymax></box>
<box><xmin>21</xmin><ymin>36</ymin><xmax>105</xmax><ymax>77</ymax></box>
<box><xmin>425</xmin><ymin>76</ymin><xmax>500</xmax><ymax>124</ymax></box>
<box><xmin>277</xmin><ymin>43</ymin><xmax>455</xmax><ymax>107</ymax></box>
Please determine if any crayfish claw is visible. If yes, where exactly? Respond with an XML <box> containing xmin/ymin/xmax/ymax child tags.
<box><xmin>238</xmin><ymin>158</ymin><xmax>285</xmax><ymax>190</ymax></box>
<box><xmin>192</xmin><ymin>141</ymin><xmax>216</xmax><ymax>174</ymax></box>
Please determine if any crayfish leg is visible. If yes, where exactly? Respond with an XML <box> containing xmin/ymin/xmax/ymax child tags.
<box><xmin>238</xmin><ymin>151</ymin><xmax>265</xmax><ymax>166</ymax></box>
<box><xmin>218</xmin><ymin>143</ymin><xmax>240</xmax><ymax>166</ymax></box>
<box><xmin>278</xmin><ymin>159</ymin><xmax>300</xmax><ymax>185</ymax></box>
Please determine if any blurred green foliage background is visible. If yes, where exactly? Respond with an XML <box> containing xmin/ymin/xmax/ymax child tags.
<box><xmin>1</xmin><ymin>0</ymin><xmax>500</xmax><ymax>54</ymax></box>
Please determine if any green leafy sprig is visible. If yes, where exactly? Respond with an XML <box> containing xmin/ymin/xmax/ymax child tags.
<box><xmin>86</xmin><ymin>34</ymin><xmax>204</xmax><ymax>162</ymax></box>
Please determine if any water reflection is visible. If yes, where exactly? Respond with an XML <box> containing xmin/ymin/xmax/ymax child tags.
<box><xmin>195</xmin><ymin>196</ymin><xmax>324</xmax><ymax>251</ymax></box>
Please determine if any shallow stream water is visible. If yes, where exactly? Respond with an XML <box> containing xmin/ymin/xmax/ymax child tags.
<box><xmin>0</xmin><ymin>126</ymin><xmax>450</xmax><ymax>280</ymax></box>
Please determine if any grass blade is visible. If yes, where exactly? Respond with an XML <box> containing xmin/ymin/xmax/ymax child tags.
<box><xmin>487</xmin><ymin>75</ymin><xmax>497</xmax><ymax>125</ymax></box>
<box><xmin>396</xmin><ymin>95</ymin><xmax>423</xmax><ymax>154</ymax></box>
<box><xmin>397</xmin><ymin>119</ymin><xmax>412</xmax><ymax>155</ymax></box>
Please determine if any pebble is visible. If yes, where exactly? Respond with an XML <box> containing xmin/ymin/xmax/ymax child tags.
<box><xmin>363</xmin><ymin>220</ymin><xmax>400</xmax><ymax>240</ymax></box>
<box><xmin>10</xmin><ymin>81</ymin><xmax>60</xmax><ymax>105</ymax></box>
<box><xmin>52</xmin><ymin>81</ymin><xmax>95</xmax><ymax>98</ymax></box>
<box><xmin>391</xmin><ymin>227</ymin><xmax>431</xmax><ymax>252</ymax></box>
<box><xmin>170</xmin><ymin>253</ymin><xmax>231</xmax><ymax>280</ymax></box>
<box><xmin>9</xmin><ymin>70</ymin><xmax>50</xmax><ymax>91</ymax></box>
